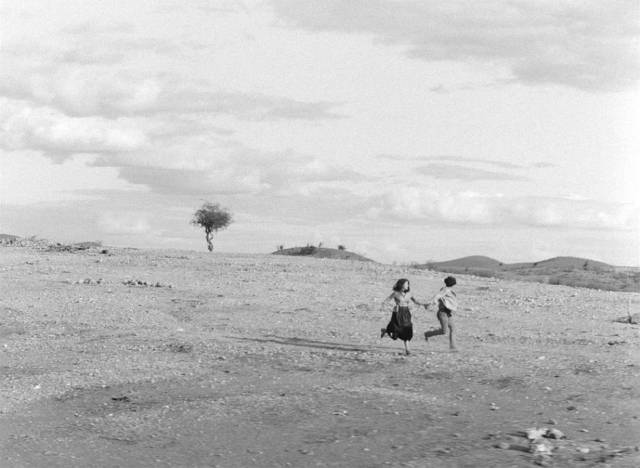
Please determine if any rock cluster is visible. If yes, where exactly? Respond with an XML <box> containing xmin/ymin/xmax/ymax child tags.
<box><xmin>122</xmin><ymin>279</ymin><xmax>172</xmax><ymax>288</ymax></box>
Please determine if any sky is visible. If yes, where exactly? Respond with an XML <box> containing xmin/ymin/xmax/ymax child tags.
<box><xmin>1</xmin><ymin>0</ymin><xmax>639</xmax><ymax>265</ymax></box>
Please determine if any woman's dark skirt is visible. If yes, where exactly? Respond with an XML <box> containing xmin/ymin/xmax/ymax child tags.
<box><xmin>385</xmin><ymin>306</ymin><xmax>413</xmax><ymax>342</ymax></box>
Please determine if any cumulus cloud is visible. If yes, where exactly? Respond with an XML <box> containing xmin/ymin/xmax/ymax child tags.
<box><xmin>375</xmin><ymin>186</ymin><xmax>638</xmax><ymax>231</ymax></box>
<box><xmin>0</xmin><ymin>99</ymin><xmax>147</xmax><ymax>157</ymax></box>
<box><xmin>271</xmin><ymin>0</ymin><xmax>640</xmax><ymax>92</ymax></box>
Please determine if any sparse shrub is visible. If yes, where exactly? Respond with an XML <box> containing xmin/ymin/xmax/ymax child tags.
<box><xmin>300</xmin><ymin>245</ymin><xmax>317</xmax><ymax>255</ymax></box>
<box><xmin>318</xmin><ymin>242</ymin><xmax>323</xmax><ymax>248</ymax></box>
<box><xmin>338</xmin><ymin>245</ymin><xmax>346</xmax><ymax>251</ymax></box>
<box><xmin>277</xmin><ymin>245</ymin><xmax>284</xmax><ymax>251</ymax></box>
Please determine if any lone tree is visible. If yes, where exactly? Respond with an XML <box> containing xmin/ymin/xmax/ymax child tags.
<box><xmin>191</xmin><ymin>202</ymin><xmax>232</xmax><ymax>251</ymax></box>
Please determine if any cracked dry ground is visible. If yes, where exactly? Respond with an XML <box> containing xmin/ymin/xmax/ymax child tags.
<box><xmin>1</xmin><ymin>247</ymin><xmax>639</xmax><ymax>467</ymax></box>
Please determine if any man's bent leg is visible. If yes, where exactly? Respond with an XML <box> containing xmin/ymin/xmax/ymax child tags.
<box><xmin>425</xmin><ymin>311</ymin><xmax>447</xmax><ymax>340</ymax></box>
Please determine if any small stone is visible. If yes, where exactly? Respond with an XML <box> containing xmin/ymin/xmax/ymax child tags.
<box><xmin>577</xmin><ymin>447</ymin><xmax>590</xmax><ymax>454</ymax></box>
<box><xmin>530</xmin><ymin>440</ymin><xmax>553</xmax><ymax>455</ymax></box>
<box><xmin>547</xmin><ymin>419</ymin><xmax>558</xmax><ymax>425</ymax></box>
<box><xmin>566</xmin><ymin>405</ymin><xmax>577</xmax><ymax>411</ymax></box>
<box><xmin>496</xmin><ymin>442</ymin><xmax>511</xmax><ymax>450</ymax></box>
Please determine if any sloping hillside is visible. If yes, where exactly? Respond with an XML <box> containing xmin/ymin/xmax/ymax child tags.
<box><xmin>417</xmin><ymin>256</ymin><xmax>639</xmax><ymax>292</ymax></box>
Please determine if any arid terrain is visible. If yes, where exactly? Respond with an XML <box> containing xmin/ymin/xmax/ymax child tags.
<box><xmin>1</xmin><ymin>246</ymin><xmax>639</xmax><ymax>467</ymax></box>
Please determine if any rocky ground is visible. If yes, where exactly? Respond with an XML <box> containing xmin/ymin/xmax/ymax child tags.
<box><xmin>1</xmin><ymin>246</ymin><xmax>639</xmax><ymax>467</ymax></box>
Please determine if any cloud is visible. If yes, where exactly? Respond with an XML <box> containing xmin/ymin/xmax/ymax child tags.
<box><xmin>92</xmin><ymin>147</ymin><xmax>367</xmax><ymax>197</ymax></box>
<box><xmin>379</xmin><ymin>154</ymin><xmax>527</xmax><ymax>170</ymax></box>
<box><xmin>429</xmin><ymin>157</ymin><xmax>523</xmax><ymax>170</ymax></box>
<box><xmin>0</xmin><ymin>67</ymin><xmax>343</xmax><ymax>120</ymax></box>
<box><xmin>117</xmin><ymin>166</ymin><xmax>268</xmax><ymax>195</ymax></box>
<box><xmin>375</xmin><ymin>186</ymin><xmax>638</xmax><ymax>231</ymax></box>
<box><xmin>271</xmin><ymin>0</ymin><xmax>640</xmax><ymax>92</ymax></box>
<box><xmin>531</xmin><ymin>162</ymin><xmax>557</xmax><ymax>169</ymax></box>
<box><xmin>98</xmin><ymin>211</ymin><xmax>151</xmax><ymax>235</ymax></box>
<box><xmin>0</xmin><ymin>99</ymin><xmax>147</xmax><ymax>157</ymax></box>
<box><xmin>416</xmin><ymin>163</ymin><xmax>528</xmax><ymax>181</ymax></box>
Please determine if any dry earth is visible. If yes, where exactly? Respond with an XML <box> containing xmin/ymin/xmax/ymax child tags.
<box><xmin>1</xmin><ymin>247</ymin><xmax>639</xmax><ymax>467</ymax></box>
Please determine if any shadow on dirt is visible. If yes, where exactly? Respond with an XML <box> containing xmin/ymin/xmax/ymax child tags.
<box><xmin>232</xmin><ymin>335</ymin><xmax>387</xmax><ymax>353</ymax></box>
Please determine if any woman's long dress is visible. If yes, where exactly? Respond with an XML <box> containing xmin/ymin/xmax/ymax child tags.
<box><xmin>385</xmin><ymin>305</ymin><xmax>413</xmax><ymax>342</ymax></box>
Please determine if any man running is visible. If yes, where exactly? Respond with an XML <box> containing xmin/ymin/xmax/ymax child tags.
<box><xmin>424</xmin><ymin>276</ymin><xmax>458</xmax><ymax>351</ymax></box>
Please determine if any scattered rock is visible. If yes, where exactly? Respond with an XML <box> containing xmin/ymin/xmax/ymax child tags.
<box><xmin>526</xmin><ymin>428</ymin><xmax>548</xmax><ymax>441</ymax></box>
<box><xmin>545</xmin><ymin>428</ymin><xmax>565</xmax><ymax>440</ymax></box>
<box><xmin>530</xmin><ymin>440</ymin><xmax>553</xmax><ymax>455</ymax></box>
<box><xmin>614</xmin><ymin>313</ymin><xmax>639</xmax><ymax>324</ymax></box>
<box><xmin>111</xmin><ymin>396</ymin><xmax>131</xmax><ymax>402</ymax></box>
<box><xmin>165</xmin><ymin>342</ymin><xmax>193</xmax><ymax>353</ymax></box>
<box><xmin>123</xmin><ymin>279</ymin><xmax>172</xmax><ymax>288</ymax></box>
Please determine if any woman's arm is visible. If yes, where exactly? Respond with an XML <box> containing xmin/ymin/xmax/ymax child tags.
<box><xmin>410</xmin><ymin>296</ymin><xmax>424</xmax><ymax>307</ymax></box>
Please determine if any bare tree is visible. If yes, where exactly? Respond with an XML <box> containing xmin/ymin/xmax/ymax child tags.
<box><xmin>191</xmin><ymin>202</ymin><xmax>232</xmax><ymax>251</ymax></box>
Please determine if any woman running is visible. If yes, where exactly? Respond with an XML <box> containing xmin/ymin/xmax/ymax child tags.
<box><xmin>380</xmin><ymin>278</ymin><xmax>425</xmax><ymax>355</ymax></box>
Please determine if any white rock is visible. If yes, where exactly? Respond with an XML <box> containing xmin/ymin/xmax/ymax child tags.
<box><xmin>526</xmin><ymin>428</ymin><xmax>548</xmax><ymax>440</ymax></box>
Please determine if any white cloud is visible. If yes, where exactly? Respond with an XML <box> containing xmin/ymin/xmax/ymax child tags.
<box><xmin>376</xmin><ymin>186</ymin><xmax>639</xmax><ymax>231</ymax></box>
<box><xmin>271</xmin><ymin>0</ymin><xmax>640</xmax><ymax>92</ymax></box>
<box><xmin>0</xmin><ymin>67</ymin><xmax>343</xmax><ymax>120</ymax></box>
<box><xmin>0</xmin><ymin>99</ymin><xmax>147</xmax><ymax>156</ymax></box>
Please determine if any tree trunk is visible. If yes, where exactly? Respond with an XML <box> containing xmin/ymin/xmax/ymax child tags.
<box><xmin>205</xmin><ymin>230</ymin><xmax>213</xmax><ymax>252</ymax></box>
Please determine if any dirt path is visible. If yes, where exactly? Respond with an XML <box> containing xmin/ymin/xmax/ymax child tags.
<box><xmin>1</xmin><ymin>247</ymin><xmax>639</xmax><ymax>467</ymax></box>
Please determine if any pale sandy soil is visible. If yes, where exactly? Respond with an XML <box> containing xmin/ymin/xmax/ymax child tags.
<box><xmin>1</xmin><ymin>247</ymin><xmax>639</xmax><ymax>467</ymax></box>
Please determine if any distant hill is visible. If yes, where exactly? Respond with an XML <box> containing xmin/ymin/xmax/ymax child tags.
<box><xmin>426</xmin><ymin>255</ymin><xmax>503</xmax><ymax>270</ymax></box>
<box><xmin>416</xmin><ymin>256</ymin><xmax>639</xmax><ymax>292</ymax></box>
<box><xmin>273</xmin><ymin>246</ymin><xmax>373</xmax><ymax>262</ymax></box>
<box><xmin>0</xmin><ymin>233</ymin><xmax>20</xmax><ymax>242</ymax></box>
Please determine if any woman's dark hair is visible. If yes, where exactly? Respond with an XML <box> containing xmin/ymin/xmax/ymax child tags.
<box><xmin>444</xmin><ymin>276</ymin><xmax>457</xmax><ymax>287</ymax></box>
<box><xmin>393</xmin><ymin>278</ymin><xmax>410</xmax><ymax>292</ymax></box>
